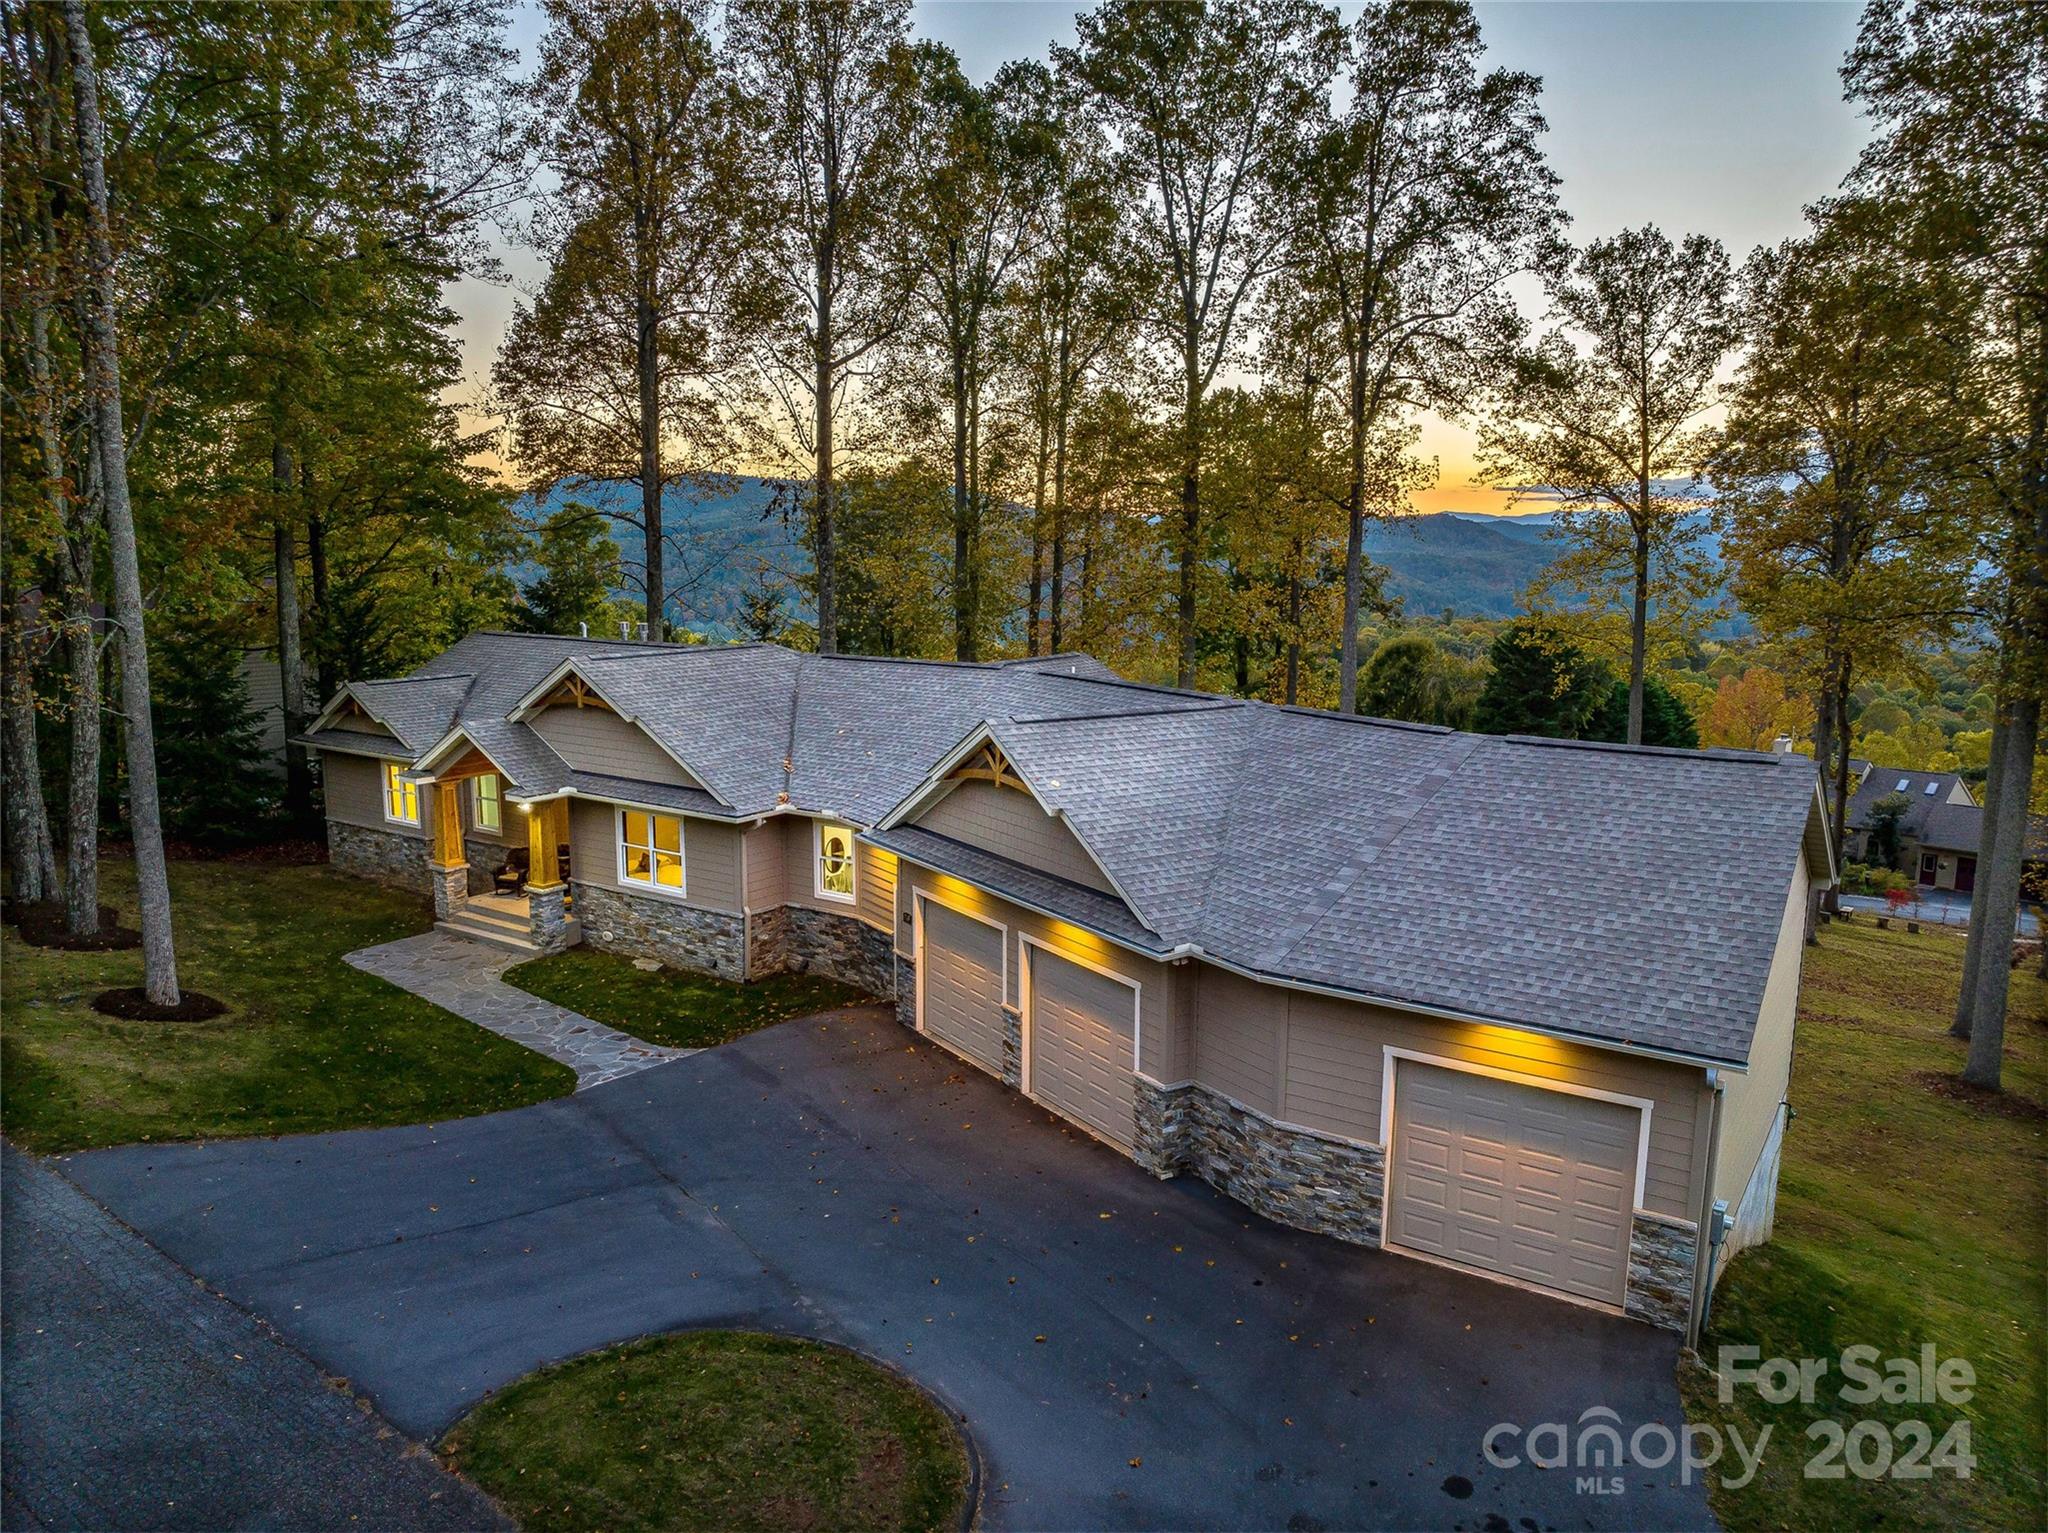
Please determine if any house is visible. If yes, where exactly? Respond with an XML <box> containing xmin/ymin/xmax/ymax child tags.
<box><xmin>298</xmin><ymin>631</ymin><xmax>1833</xmax><ymax>1340</ymax></box>
<box><xmin>1842</xmin><ymin>762</ymin><xmax>1981</xmax><ymax>891</ymax></box>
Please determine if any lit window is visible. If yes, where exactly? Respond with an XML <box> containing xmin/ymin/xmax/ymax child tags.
<box><xmin>383</xmin><ymin>762</ymin><xmax>419</xmax><ymax>825</ymax></box>
<box><xmin>473</xmin><ymin>774</ymin><xmax>501</xmax><ymax>832</ymax></box>
<box><xmin>816</xmin><ymin>822</ymin><xmax>855</xmax><ymax>903</ymax></box>
<box><xmin>618</xmin><ymin>810</ymin><xmax>685</xmax><ymax>894</ymax></box>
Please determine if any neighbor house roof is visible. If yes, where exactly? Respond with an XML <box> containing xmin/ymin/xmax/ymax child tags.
<box><xmin>300</xmin><ymin>631</ymin><xmax>1829</xmax><ymax>1070</ymax></box>
<box><xmin>1846</xmin><ymin>764</ymin><xmax>1980</xmax><ymax>853</ymax></box>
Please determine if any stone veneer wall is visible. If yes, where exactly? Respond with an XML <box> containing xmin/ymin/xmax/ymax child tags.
<box><xmin>1134</xmin><ymin>1078</ymin><xmax>1388</xmax><ymax>1247</ymax></box>
<box><xmin>571</xmin><ymin>881</ymin><xmax>744</xmax><ymax>980</ymax></box>
<box><xmin>893</xmin><ymin>953</ymin><xmax>917</xmax><ymax>1029</ymax></box>
<box><xmin>328</xmin><ymin>821</ymin><xmax>428</xmax><ymax>888</ymax></box>
<box><xmin>784</xmin><ymin>907</ymin><xmax>895</xmax><ymax>996</ymax></box>
<box><xmin>1624</xmin><ymin>1211</ymin><xmax>1698</xmax><ymax>1332</ymax></box>
<box><xmin>749</xmin><ymin>905</ymin><xmax>793</xmax><ymax>978</ymax></box>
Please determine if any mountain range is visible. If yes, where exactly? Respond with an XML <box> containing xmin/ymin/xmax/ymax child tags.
<box><xmin>512</xmin><ymin>477</ymin><xmax>1715</xmax><ymax>635</ymax></box>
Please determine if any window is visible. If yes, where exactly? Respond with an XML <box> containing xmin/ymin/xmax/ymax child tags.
<box><xmin>1895</xmin><ymin>778</ymin><xmax>1910</xmax><ymax>791</ymax></box>
<box><xmin>815</xmin><ymin>821</ymin><xmax>856</xmax><ymax>903</ymax></box>
<box><xmin>383</xmin><ymin>762</ymin><xmax>419</xmax><ymax>825</ymax></box>
<box><xmin>472</xmin><ymin>774</ymin><xmax>501</xmax><ymax>833</ymax></box>
<box><xmin>1923</xmin><ymin>781</ymin><xmax>1938</xmax><ymax>796</ymax></box>
<box><xmin>618</xmin><ymin>810</ymin><xmax>685</xmax><ymax>895</ymax></box>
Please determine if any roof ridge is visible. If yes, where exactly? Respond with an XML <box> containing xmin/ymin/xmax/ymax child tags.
<box><xmin>1495</xmin><ymin>733</ymin><xmax>1793</xmax><ymax>766</ymax></box>
<box><xmin>578</xmin><ymin>641</ymin><xmax>779</xmax><ymax>661</ymax></box>
<box><xmin>1007</xmin><ymin>701</ymin><xmax>1241</xmax><ymax>726</ymax></box>
<box><xmin>363</xmin><ymin>670</ymin><xmax>474</xmax><ymax>687</ymax></box>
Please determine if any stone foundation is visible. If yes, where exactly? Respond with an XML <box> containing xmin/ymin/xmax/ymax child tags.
<box><xmin>1134</xmin><ymin>1078</ymin><xmax>1387</xmax><ymax>1247</ymax></box>
<box><xmin>327</xmin><ymin>820</ymin><xmax>428</xmax><ymax>888</ymax></box>
<box><xmin>784</xmin><ymin>907</ymin><xmax>895</xmax><ymax>996</ymax></box>
<box><xmin>572</xmin><ymin>881</ymin><xmax>745</xmax><ymax>980</ymax></box>
<box><xmin>528</xmin><ymin>883</ymin><xmax>571</xmax><ymax>954</ymax></box>
<box><xmin>1625</xmin><ymin>1210</ymin><xmax>1699</xmax><ymax>1333</ymax></box>
<box><xmin>893</xmin><ymin>953</ymin><xmax>916</xmax><ymax>1029</ymax></box>
<box><xmin>748</xmin><ymin>905</ymin><xmax>793</xmax><ymax>977</ymax></box>
<box><xmin>430</xmin><ymin>862</ymin><xmax>467</xmax><ymax>920</ymax></box>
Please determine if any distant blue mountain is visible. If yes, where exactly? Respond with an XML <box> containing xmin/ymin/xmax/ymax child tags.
<box><xmin>509</xmin><ymin>477</ymin><xmax>1723</xmax><ymax>634</ymax></box>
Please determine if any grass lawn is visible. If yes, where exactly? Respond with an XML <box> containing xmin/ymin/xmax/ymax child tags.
<box><xmin>440</xmin><ymin>1330</ymin><xmax>969</xmax><ymax>1533</ymax></box>
<box><xmin>2</xmin><ymin>859</ymin><xmax>573</xmax><ymax>1153</ymax></box>
<box><xmin>1681</xmin><ymin>918</ymin><xmax>2046</xmax><ymax>1533</ymax></box>
<box><xmin>504</xmin><ymin>946</ymin><xmax>877</xmax><ymax>1050</ymax></box>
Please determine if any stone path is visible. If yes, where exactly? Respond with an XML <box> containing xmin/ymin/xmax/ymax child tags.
<box><xmin>346</xmin><ymin>932</ymin><xmax>692</xmax><ymax>1089</ymax></box>
<box><xmin>2</xmin><ymin>1143</ymin><xmax>509</xmax><ymax>1531</ymax></box>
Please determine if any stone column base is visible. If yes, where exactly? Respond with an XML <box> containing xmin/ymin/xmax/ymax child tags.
<box><xmin>528</xmin><ymin>882</ymin><xmax>570</xmax><ymax>953</ymax></box>
<box><xmin>1000</xmin><ymin>1005</ymin><xmax>1023</xmax><ymax>1087</ymax></box>
<box><xmin>1625</xmin><ymin>1210</ymin><xmax>1698</xmax><ymax>1333</ymax></box>
<box><xmin>430</xmin><ymin>862</ymin><xmax>468</xmax><ymax>920</ymax></box>
<box><xmin>893</xmin><ymin>953</ymin><xmax>917</xmax><ymax>1030</ymax></box>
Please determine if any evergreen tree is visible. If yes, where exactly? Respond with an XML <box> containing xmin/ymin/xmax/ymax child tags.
<box><xmin>515</xmin><ymin>506</ymin><xmax>628</xmax><ymax>636</ymax></box>
<box><xmin>1471</xmin><ymin>624</ymin><xmax>1608</xmax><ymax>738</ymax></box>
<box><xmin>152</xmin><ymin>628</ymin><xmax>277</xmax><ymax>845</ymax></box>
<box><xmin>1360</xmin><ymin>634</ymin><xmax>1437</xmax><ymax>723</ymax></box>
<box><xmin>1587</xmin><ymin>675</ymin><xmax>1700</xmax><ymax>748</ymax></box>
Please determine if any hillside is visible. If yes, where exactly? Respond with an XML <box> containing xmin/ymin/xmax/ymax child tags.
<box><xmin>510</xmin><ymin>478</ymin><xmax>1573</xmax><ymax>632</ymax></box>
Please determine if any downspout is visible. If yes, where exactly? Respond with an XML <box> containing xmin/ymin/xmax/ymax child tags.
<box><xmin>1688</xmin><ymin>1071</ymin><xmax>1728</xmax><ymax>1348</ymax></box>
<box><xmin>739</xmin><ymin>824</ymin><xmax>752</xmax><ymax>980</ymax></box>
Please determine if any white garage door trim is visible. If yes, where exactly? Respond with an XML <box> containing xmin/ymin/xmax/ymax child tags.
<box><xmin>911</xmin><ymin>890</ymin><xmax>1007</xmax><ymax>1047</ymax></box>
<box><xmin>1378</xmin><ymin>1046</ymin><xmax>1655</xmax><ymax>1212</ymax></box>
<box><xmin>1017</xmin><ymin>933</ymin><xmax>1140</xmax><ymax>1111</ymax></box>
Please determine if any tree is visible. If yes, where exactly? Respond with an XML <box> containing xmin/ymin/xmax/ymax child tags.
<box><xmin>514</xmin><ymin>505</ymin><xmax>631</xmax><ymax>636</ymax></box>
<box><xmin>1066</xmin><ymin>0</ymin><xmax>1339</xmax><ymax>687</ymax></box>
<box><xmin>497</xmin><ymin>0</ymin><xmax>756</xmax><ymax>636</ymax></box>
<box><xmin>1713</xmin><ymin>200</ymin><xmax>1978</xmax><ymax>886</ymax></box>
<box><xmin>1471</xmin><ymin>624</ymin><xmax>1609</xmax><ymax>739</ymax></box>
<box><xmin>1292</xmin><ymin>0</ymin><xmax>1563</xmax><ymax>712</ymax></box>
<box><xmin>1587</xmin><ymin>675</ymin><xmax>1700</xmax><ymax>748</ymax></box>
<box><xmin>152</xmin><ymin>625</ymin><xmax>276</xmax><ymax>844</ymax></box>
<box><xmin>1481</xmin><ymin>227</ymin><xmax>1736</xmax><ymax>743</ymax></box>
<box><xmin>1360</xmin><ymin>634</ymin><xmax>1436</xmax><ymax>722</ymax></box>
<box><xmin>733</xmin><ymin>0</ymin><xmax>917</xmax><ymax>656</ymax></box>
<box><xmin>1699</xmin><ymin>666</ymin><xmax>1807</xmax><ymax>751</ymax></box>
<box><xmin>1841</xmin><ymin>0</ymin><xmax>2046</xmax><ymax>1079</ymax></box>
<box><xmin>62</xmin><ymin>0</ymin><xmax>178</xmax><ymax>1004</ymax></box>
<box><xmin>1865</xmin><ymin>791</ymin><xmax>1912</xmax><ymax>870</ymax></box>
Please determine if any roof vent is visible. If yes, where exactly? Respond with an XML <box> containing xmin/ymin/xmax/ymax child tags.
<box><xmin>619</xmin><ymin>621</ymin><xmax>632</xmax><ymax>641</ymax></box>
<box><xmin>578</xmin><ymin>621</ymin><xmax>588</xmax><ymax>638</ymax></box>
<box><xmin>636</xmin><ymin>622</ymin><xmax>649</xmax><ymax>642</ymax></box>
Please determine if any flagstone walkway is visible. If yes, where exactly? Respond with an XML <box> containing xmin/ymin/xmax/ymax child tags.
<box><xmin>346</xmin><ymin>932</ymin><xmax>692</xmax><ymax>1089</ymax></box>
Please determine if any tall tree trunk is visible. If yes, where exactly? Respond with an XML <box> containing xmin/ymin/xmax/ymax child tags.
<box><xmin>952</xmin><ymin>332</ymin><xmax>973</xmax><ymax>661</ymax></box>
<box><xmin>1285</xmin><ymin>548</ymin><xmax>1303</xmax><ymax>707</ymax></box>
<box><xmin>1338</xmin><ymin>364</ymin><xmax>1369</xmax><ymax>713</ymax></box>
<box><xmin>1825</xmin><ymin>664</ymin><xmax>1853</xmax><ymax>917</ymax></box>
<box><xmin>1627</xmin><ymin>499</ymin><xmax>1649</xmax><ymax>745</ymax></box>
<box><xmin>1953</xmin><ymin>703</ymin><xmax>2007</xmax><ymax>1037</ymax></box>
<box><xmin>813</xmin><ymin>238</ymin><xmax>837</xmax><ymax>655</ymax></box>
<box><xmin>1962</xmin><ymin>693</ymin><xmax>2038</xmax><ymax>1089</ymax></box>
<box><xmin>306</xmin><ymin>506</ymin><xmax>330</xmax><ymax>702</ymax></box>
<box><xmin>1175</xmin><ymin>361</ymin><xmax>1200</xmax><ymax>688</ymax></box>
<box><xmin>1050</xmin><ymin>402</ymin><xmax>1070</xmax><ymax>653</ymax></box>
<box><xmin>65</xmin><ymin>0</ymin><xmax>180</xmax><ymax>1005</ymax></box>
<box><xmin>1</xmin><ymin>588</ymin><xmax>57</xmax><ymax>904</ymax></box>
<box><xmin>635</xmin><ymin>285</ymin><xmax>665</xmax><ymax>637</ymax></box>
<box><xmin>274</xmin><ymin>441</ymin><xmax>310</xmax><ymax>826</ymax></box>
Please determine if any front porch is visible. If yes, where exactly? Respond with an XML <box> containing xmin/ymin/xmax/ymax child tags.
<box><xmin>435</xmin><ymin>888</ymin><xmax>583</xmax><ymax>957</ymax></box>
<box><xmin>421</xmin><ymin>751</ymin><xmax>581</xmax><ymax>956</ymax></box>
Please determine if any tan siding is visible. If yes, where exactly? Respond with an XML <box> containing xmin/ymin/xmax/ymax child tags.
<box><xmin>1193</xmin><ymin>967</ymin><xmax>1282</xmax><ymax>1117</ymax></box>
<box><xmin>743</xmin><ymin>820</ymin><xmax>783</xmax><ymax>910</ymax></box>
<box><xmin>895</xmin><ymin>863</ymin><xmax>1176</xmax><ymax>1081</ymax></box>
<box><xmin>1194</xmin><ymin>966</ymin><xmax>1705</xmax><ymax>1220</ymax></box>
<box><xmin>857</xmin><ymin>843</ymin><xmax>896</xmax><ymax>932</ymax></box>
<box><xmin>529</xmin><ymin>705</ymin><xmax>701</xmax><ymax>788</ymax></box>
<box><xmin>566</xmin><ymin>797</ymin><xmax>741</xmax><ymax>912</ymax></box>
<box><xmin>1715</xmin><ymin>858</ymin><xmax>1808</xmax><ymax>1209</ymax></box>
<box><xmin>322</xmin><ymin>752</ymin><xmax>425</xmax><ymax>838</ymax></box>
<box><xmin>914</xmin><ymin>780</ymin><xmax>1115</xmax><ymax>893</ymax></box>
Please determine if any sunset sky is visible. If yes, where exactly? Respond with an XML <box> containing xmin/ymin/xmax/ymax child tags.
<box><xmin>446</xmin><ymin>0</ymin><xmax>1875</xmax><ymax>516</ymax></box>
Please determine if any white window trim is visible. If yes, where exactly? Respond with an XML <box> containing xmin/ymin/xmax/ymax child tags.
<box><xmin>382</xmin><ymin>761</ymin><xmax>419</xmax><ymax>826</ymax></box>
<box><xmin>471</xmin><ymin>774</ymin><xmax>501</xmax><ymax>834</ymax></box>
<box><xmin>1377</xmin><ymin>1045</ymin><xmax>1656</xmax><ymax>1216</ymax></box>
<box><xmin>1016</xmin><ymin>932</ymin><xmax>1141</xmax><ymax>1098</ymax></box>
<box><xmin>615</xmin><ymin>807</ymin><xmax>688</xmax><ymax>900</ymax></box>
<box><xmin>910</xmin><ymin>890</ymin><xmax>1007</xmax><ymax>1046</ymax></box>
<box><xmin>813</xmin><ymin>820</ymin><xmax>857</xmax><ymax>905</ymax></box>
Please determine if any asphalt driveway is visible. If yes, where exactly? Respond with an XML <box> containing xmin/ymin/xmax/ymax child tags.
<box><xmin>58</xmin><ymin>1004</ymin><xmax>1715</xmax><ymax>1531</ymax></box>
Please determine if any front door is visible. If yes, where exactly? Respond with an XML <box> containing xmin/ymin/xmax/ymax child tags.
<box><xmin>1919</xmin><ymin>851</ymin><xmax>1940</xmax><ymax>886</ymax></box>
<box><xmin>1955</xmin><ymin>856</ymin><xmax>1976</xmax><ymax>893</ymax></box>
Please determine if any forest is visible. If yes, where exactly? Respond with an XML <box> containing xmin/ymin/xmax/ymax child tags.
<box><xmin>1</xmin><ymin>0</ymin><xmax>2042</xmax><ymax>1074</ymax></box>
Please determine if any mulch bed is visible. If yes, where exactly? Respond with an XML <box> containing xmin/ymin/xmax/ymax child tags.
<box><xmin>90</xmin><ymin>987</ymin><xmax>229</xmax><ymax>1022</ymax></box>
<box><xmin>4</xmin><ymin>900</ymin><xmax>143</xmax><ymax>951</ymax></box>
<box><xmin>99</xmin><ymin>837</ymin><xmax>330</xmax><ymax>866</ymax></box>
<box><xmin>1912</xmin><ymin>1069</ymin><xmax>2048</xmax><ymax>1121</ymax></box>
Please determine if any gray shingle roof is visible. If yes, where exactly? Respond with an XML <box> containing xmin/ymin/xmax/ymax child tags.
<box><xmin>305</xmin><ymin>631</ymin><xmax>1824</xmax><ymax>1068</ymax></box>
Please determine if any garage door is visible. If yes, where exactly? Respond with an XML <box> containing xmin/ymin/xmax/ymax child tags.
<box><xmin>1027</xmin><ymin>948</ymin><xmax>1136</xmax><ymax>1150</ymax></box>
<box><xmin>1386</xmin><ymin>1061</ymin><xmax>1637</xmax><ymax>1307</ymax></box>
<box><xmin>918</xmin><ymin>900</ymin><xmax>1005</xmax><ymax>1072</ymax></box>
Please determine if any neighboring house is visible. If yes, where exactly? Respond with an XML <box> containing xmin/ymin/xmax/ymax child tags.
<box><xmin>238</xmin><ymin>648</ymin><xmax>287</xmax><ymax>775</ymax></box>
<box><xmin>1842</xmin><ymin>762</ymin><xmax>1981</xmax><ymax>891</ymax></box>
<box><xmin>298</xmin><ymin>631</ymin><xmax>1833</xmax><ymax>1341</ymax></box>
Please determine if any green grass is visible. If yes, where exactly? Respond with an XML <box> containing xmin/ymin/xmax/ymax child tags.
<box><xmin>1</xmin><ymin>859</ymin><xmax>574</xmax><ymax>1153</ymax></box>
<box><xmin>1680</xmin><ymin>918</ymin><xmax>2047</xmax><ymax>1532</ymax></box>
<box><xmin>440</xmin><ymin>1330</ymin><xmax>969</xmax><ymax>1533</ymax></box>
<box><xmin>503</xmin><ymin>946</ymin><xmax>876</xmax><ymax>1049</ymax></box>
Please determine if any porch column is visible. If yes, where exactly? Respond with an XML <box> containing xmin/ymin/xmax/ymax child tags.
<box><xmin>429</xmin><ymin>783</ymin><xmax>467</xmax><ymax>920</ymax></box>
<box><xmin>525</xmin><ymin>798</ymin><xmax>571</xmax><ymax>953</ymax></box>
<box><xmin>527</xmin><ymin>798</ymin><xmax>562</xmax><ymax>890</ymax></box>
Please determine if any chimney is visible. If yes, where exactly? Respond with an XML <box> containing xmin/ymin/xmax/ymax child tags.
<box><xmin>578</xmin><ymin>621</ymin><xmax>588</xmax><ymax>638</ymax></box>
<box><xmin>1771</xmin><ymin>735</ymin><xmax>1794</xmax><ymax>754</ymax></box>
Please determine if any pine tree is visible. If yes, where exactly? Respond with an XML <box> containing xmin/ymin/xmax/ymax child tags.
<box><xmin>1471</xmin><ymin>625</ymin><xmax>1608</xmax><ymax>739</ymax></box>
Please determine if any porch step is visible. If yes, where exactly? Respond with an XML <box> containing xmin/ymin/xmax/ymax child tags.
<box><xmin>454</xmin><ymin>901</ymin><xmax>530</xmax><ymax>935</ymax></box>
<box><xmin>435</xmin><ymin>909</ymin><xmax>581</xmax><ymax>956</ymax></box>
